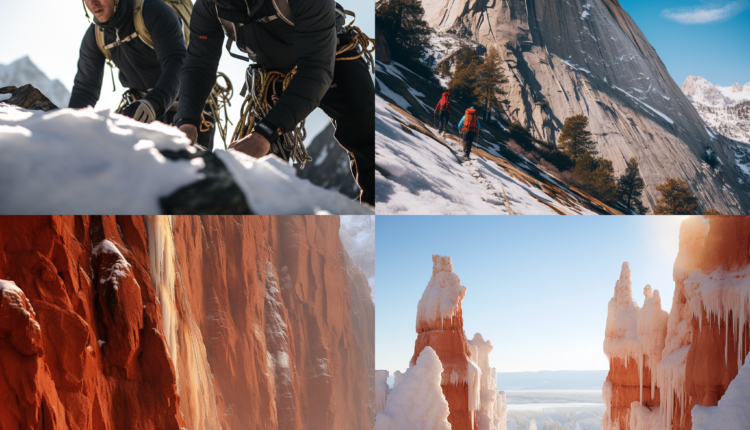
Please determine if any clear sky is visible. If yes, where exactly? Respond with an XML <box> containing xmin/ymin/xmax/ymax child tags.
<box><xmin>619</xmin><ymin>0</ymin><xmax>750</xmax><ymax>87</ymax></box>
<box><xmin>0</xmin><ymin>0</ymin><xmax>374</xmax><ymax>146</ymax></box>
<box><xmin>375</xmin><ymin>215</ymin><xmax>691</xmax><ymax>374</ymax></box>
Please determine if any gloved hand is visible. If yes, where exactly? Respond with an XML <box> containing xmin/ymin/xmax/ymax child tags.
<box><xmin>121</xmin><ymin>99</ymin><xmax>158</xmax><ymax>124</ymax></box>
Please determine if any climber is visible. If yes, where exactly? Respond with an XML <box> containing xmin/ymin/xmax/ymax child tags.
<box><xmin>434</xmin><ymin>91</ymin><xmax>452</xmax><ymax>137</ymax></box>
<box><xmin>458</xmin><ymin>107</ymin><xmax>480</xmax><ymax>160</ymax></box>
<box><xmin>173</xmin><ymin>0</ymin><xmax>376</xmax><ymax>206</ymax></box>
<box><xmin>70</xmin><ymin>0</ymin><xmax>217</xmax><ymax>150</ymax></box>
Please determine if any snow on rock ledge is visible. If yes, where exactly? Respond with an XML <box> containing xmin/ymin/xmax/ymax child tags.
<box><xmin>692</xmin><ymin>352</ymin><xmax>750</xmax><ymax>429</ymax></box>
<box><xmin>416</xmin><ymin>255</ymin><xmax>467</xmax><ymax>329</ymax></box>
<box><xmin>0</xmin><ymin>105</ymin><xmax>372</xmax><ymax>215</ymax></box>
<box><xmin>375</xmin><ymin>347</ymin><xmax>452</xmax><ymax>430</ymax></box>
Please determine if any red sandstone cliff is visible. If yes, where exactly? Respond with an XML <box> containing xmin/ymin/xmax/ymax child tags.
<box><xmin>0</xmin><ymin>215</ymin><xmax>374</xmax><ymax>430</ymax></box>
<box><xmin>410</xmin><ymin>255</ymin><xmax>478</xmax><ymax>430</ymax></box>
<box><xmin>602</xmin><ymin>216</ymin><xmax>750</xmax><ymax>430</ymax></box>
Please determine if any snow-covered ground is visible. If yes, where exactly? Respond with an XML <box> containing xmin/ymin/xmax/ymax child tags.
<box><xmin>375</xmin><ymin>93</ymin><xmax>599</xmax><ymax>215</ymax></box>
<box><xmin>0</xmin><ymin>104</ymin><xmax>372</xmax><ymax>215</ymax></box>
<box><xmin>507</xmin><ymin>408</ymin><xmax>604</xmax><ymax>430</ymax></box>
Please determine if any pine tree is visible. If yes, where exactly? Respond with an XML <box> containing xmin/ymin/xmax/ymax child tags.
<box><xmin>448</xmin><ymin>46</ymin><xmax>483</xmax><ymax>106</ymax></box>
<box><xmin>703</xmin><ymin>208</ymin><xmax>722</xmax><ymax>215</ymax></box>
<box><xmin>573</xmin><ymin>152</ymin><xmax>618</xmax><ymax>203</ymax></box>
<box><xmin>654</xmin><ymin>178</ymin><xmax>698</xmax><ymax>214</ymax></box>
<box><xmin>376</xmin><ymin>0</ymin><xmax>430</xmax><ymax>64</ymax></box>
<box><xmin>475</xmin><ymin>47</ymin><xmax>509</xmax><ymax>122</ymax></box>
<box><xmin>616</xmin><ymin>157</ymin><xmax>648</xmax><ymax>214</ymax></box>
<box><xmin>558</xmin><ymin>115</ymin><xmax>597</xmax><ymax>162</ymax></box>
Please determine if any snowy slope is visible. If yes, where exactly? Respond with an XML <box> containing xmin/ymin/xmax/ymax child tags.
<box><xmin>0</xmin><ymin>56</ymin><xmax>70</xmax><ymax>108</ymax></box>
<box><xmin>683</xmin><ymin>76</ymin><xmax>750</xmax><ymax>107</ymax></box>
<box><xmin>375</xmin><ymin>62</ymin><xmax>616</xmax><ymax>215</ymax></box>
<box><xmin>682</xmin><ymin>76</ymin><xmax>750</xmax><ymax>145</ymax></box>
<box><xmin>0</xmin><ymin>104</ymin><xmax>372</xmax><ymax>215</ymax></box>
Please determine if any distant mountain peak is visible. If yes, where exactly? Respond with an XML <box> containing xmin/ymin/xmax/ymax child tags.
<box><xmin>0</xmin><ymin>56</ymin><xmax>70</xmax><ymax>108</ymax></box>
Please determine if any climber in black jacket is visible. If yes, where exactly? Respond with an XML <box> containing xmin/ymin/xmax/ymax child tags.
<box><xmin>70</xmin><ymin>0</ymin><xmax>214</xmax><ymax>148</ymax></box>
<box><xmin>174</xmin><ymin>0</ymin><xmax>375</xmax><ymax>205</ymax></box>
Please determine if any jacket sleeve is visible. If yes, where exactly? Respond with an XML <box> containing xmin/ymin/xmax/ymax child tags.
<box><xmin>458</xmin><ymin>116</ymin><xmax>465</xmax><ymax>130</ymax></box>
<box><xmin>477</xmin><ymin>119</ymin><xmax>481</xmax><ymax>130</ymax></box>
<box><xmin>142</xmin><ymin>0</ymin><xmax>187</xmax><ymax>116</ymax></box>
<box><xmin>69</xmin><ymin>25</ymin><xmax>105</xmax><ymax>109</ymax></box>
<box><xmin>174</xmin><ymin>0</ymin><xmax>223</xmax><ymax>126</ymax></box>
<box><xmin>262</xmin><ymin>0</ymin><xmax>337</xmax><ymax>132</ymax></box>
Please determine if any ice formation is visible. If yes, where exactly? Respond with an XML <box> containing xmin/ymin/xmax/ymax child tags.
<box><xmin>416</xmin><ymin>255</ymin><xmax>467</xmax><ymax>328</ymax></box>
<box><xmin>374</xmin><ymin>347</ymin><xmax>452</xmax><ymax>430</ymax></box>
<box><xmin>393</xmin><ymin>370</ymin><xmax>404</xmax><ymax>389</ymax></box>
<box><xmin>529</xmin><ymin>418</ymin><xmax>537</xmax><ymax>430</ymax></box>
<box><xmin>603</xmin><ymin>262</ymin><xmax>641</xmax><ymax>365</ymax></box>
<box><xmin>468</xmin><ymin>333</ymin><xmax>506</xmax><ymax>430</ymax></box>
<box><xmin>375</xmin><ymin>370</ymin><xmax>390</xmax><ymax>414</ymax></box>
<box><xmin>691</xmin><ymin>352</ymin><xmax>750</xmax><ymax>429</ymax></box>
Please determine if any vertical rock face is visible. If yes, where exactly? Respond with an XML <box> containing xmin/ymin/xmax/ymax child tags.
<box><xmin>418</xmin><ymin>0</ymin><xmax>750</xmax><ymax>214</ymax></box>
<box><xmin>0</xmin><ymin>215</ymin><xmax>375</xmax><ymax>430</ymax></box>
<box><xmin>410</xmin><ymin>255</ymin><xmax>477</xmax><ymax>430</ymax></box>
<box><xmin>602</xmin><ymin>216</ymin><xmax>750</xmax><ymax>429</ymax></box>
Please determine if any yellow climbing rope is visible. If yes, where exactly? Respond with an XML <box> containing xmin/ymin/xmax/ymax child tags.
<box><xmin>231</xmin><ymin>14</ymin><xmax>375</xmax><ymax>168</ymax></box>
<box><xmin>204</xmin><ymin>72</ymin><xmax>234</xmax><ymax>148</ymax></box>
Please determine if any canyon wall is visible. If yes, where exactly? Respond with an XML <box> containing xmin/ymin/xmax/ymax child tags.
<box><xmin>603</xmin><ymin>216</ymin><xmax>750</xmax><ymax>430</ymax></box>
<box><xmin>419</xmin><ymin>0</ymin><xmax>750</xmax><ymax>214</ymax></box>
<box><xmin>0</xmin><ymin>215</ymin><xmax>375</xmax><ymax>430</ymax></box>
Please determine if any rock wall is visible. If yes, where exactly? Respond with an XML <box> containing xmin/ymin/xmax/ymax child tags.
<box><xmin>419</xmin><ymin>0</ymin><xmax>750</xmax><ymax>214</ymax></box>
<box><xmin>602</xmin><ymin>216</ymin><xmax>750</xmax><ymax>430</ymax></box>
<box><xmin>0</xmin><ymin>215</ymin><xmax>375</xmax><ymax>430</ymax></box>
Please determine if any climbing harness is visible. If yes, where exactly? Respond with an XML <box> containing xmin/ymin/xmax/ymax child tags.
<box><xmin>231</xmin><ymin>10</ymin><xmax>374</xmax><ymax>167</ymax></box>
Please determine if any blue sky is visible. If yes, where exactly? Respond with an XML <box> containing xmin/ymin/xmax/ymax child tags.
<box><xmin>0</xmin><ymin>1</ymin><xmax>374</xmax><ymax>144</ymax></box>
<box><xmin>375</xmin><ymin>216</ymin><xmax>691</xmax><ymax>374</ymax></box>
<box><xmin>620</xmin><ymin>0</ymin><xmax>750</xmax><ymax>87</ymax></box>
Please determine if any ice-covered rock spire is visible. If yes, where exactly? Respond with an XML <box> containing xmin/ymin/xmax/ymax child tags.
<box><xmin>469</xmin><ymin>333</ymin><xmax>506</xmax><ymax>430</ymax></box>
<box><xmin>375</xmin><ymin>347</ymin><xmax>452</xmax><ymax>430</ymax></box>
<box><xmin>416</xmin><ymin>255</ymin><xmax>467</xmax><ymax>329</ymax></box>
<box><xmin>375</xmin><ymin>370</ymin><xmax>390</xmax><ymax>414</ymax></box>
<box><xmin>603</xmin><ymin>262</ymin><xmax>640</xmax><ymax>362</ymax></box>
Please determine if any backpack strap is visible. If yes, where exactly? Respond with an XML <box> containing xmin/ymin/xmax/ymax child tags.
<box><xmin>94</xmin><ymin>26</ymin><xmax>113</xmax><ymax>62</ymax></box>
<box><xmin>270</xmin><ymin>0</ymin><xmax>293</xmax><ymax>26</ymax></box>
<box><xmin>135</xmin><ymin>0</ymin><xmax>193</xmax><ymax>49</ymax></box>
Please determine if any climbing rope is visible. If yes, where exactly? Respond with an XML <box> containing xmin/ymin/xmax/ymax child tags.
<box><xmin>230</xmin><ymin>14</ymin><xmax>375</xmax><ymax>168</ymax></box>
<box><xmin>204</xmin><ymin>72</ymin><xmax>234</xmax><ymax>148</ymax></box>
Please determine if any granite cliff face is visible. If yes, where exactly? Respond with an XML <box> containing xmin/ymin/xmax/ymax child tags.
<box><xmin>602</xmin><ymin>216</ymin><xmax>750</xmax><ymax>429</ymax></box>
<box><xmin>419</xmin><ymin>0</ymin><xmax>750</xmax><ymax>214</ymax></box>
<box><xmin>0</xmin><ymin>215</ymin><xmax>374</xmax><ymax>430</ymax></box>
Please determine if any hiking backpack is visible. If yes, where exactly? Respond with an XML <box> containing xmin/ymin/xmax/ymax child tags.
<box><xmin>94</xmin><ymin>0</ymin><xmax>193</xmax><ymax>61</ymax></box>
<box><xmin>437</xmin><ymin>92</ymin><xmax>451</xmax><ymax>111</ymax></box>
<box><xmin>462</xmin><ymin>108</ymin><xmax>478</xmax><ymax>133</ymax></box>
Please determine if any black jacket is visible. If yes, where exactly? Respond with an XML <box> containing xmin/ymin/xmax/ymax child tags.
<box><xmin>174</xmin><ymin>0</ymin><xmax>337</xmax><ymax>133</ymax></box>
<box><xmin>69</xmin><ymin>0</ymin><xmax>186</xmax><ymax>117</ymax></box>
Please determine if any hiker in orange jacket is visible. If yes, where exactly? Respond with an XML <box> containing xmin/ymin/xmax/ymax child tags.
<box><xmin>458</xmin><ymin>107</ymin><xmax>480</xmax><ymax>160</ymax></box>
<box><xmin>434</xmin><ymin>92</ymin><xmax>452</xmax><ymax>136</ymax></box>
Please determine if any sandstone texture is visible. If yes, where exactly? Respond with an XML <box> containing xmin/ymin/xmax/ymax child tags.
<box><xmin>418</xmin><ymin>0</ymin><xmax>750</xmax><ymax>214</ymax></box>
<box><xmin>0</xmin><ymin>215</ymin><xmax>374</xmax><ymax>430</ymax></box>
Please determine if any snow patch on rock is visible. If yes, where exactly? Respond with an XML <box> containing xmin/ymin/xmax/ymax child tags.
<box><xmin>416</xmin><ymin>255</ymin><xmax>467</xmax><ymax>327</ymax></box>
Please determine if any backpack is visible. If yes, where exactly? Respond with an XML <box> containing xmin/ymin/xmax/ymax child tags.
<box><xmin>437</xmin><ymin>92</ymin><xmax>451</xmax><ymax>111</ymax></box>
<box><xmin>462</xmin><ymin>108</ymin><xmax>478</xmax><ymax>133</ymax></box>
<box><xmin>215</xmin><ymin>0</ymin><xmax>349</xmax><ymax>61</ymax></box>
<box><xmin>94</xmin><ymin>0</ymin><xmax>193</xmax><ymax>61</ymax></box>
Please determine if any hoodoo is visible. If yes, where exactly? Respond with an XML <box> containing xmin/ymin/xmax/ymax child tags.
<box><xmin>0</xmin><ymin>215</ymin><xmax>375</xmax><ymax>430</ymax></box>
<box><xmin>602</xmin><ymin>216</ymin><xmax>750</xmax><ymax>429</ymax></box>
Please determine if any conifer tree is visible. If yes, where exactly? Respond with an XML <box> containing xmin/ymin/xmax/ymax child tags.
<box><xmin>616</xmin><ymin>157</ymin><xmax>648</xmax><ymax>214</ymax></box>
<box><xmin>654</xmin><ymin>178</ymin><xmax>698</xmax><ymax>214</ymax></box>
<box><xmin>376</xmin><ymin>0</ymin><xmax>430</xmax><ymax>64</ymax></box>
<box><xmin>475</xmin><ymin>47</ymin><xmax>509</xmax><ymax>121</ymax></box>
<box><xmin>448</xmin><ymin>46</ymin><xmax>483</xmax><ymax>106</ymax></box>
<box><xmin>573</xmin><ymin>152</ymin><xmax>618</xmax><ymax>203</ymax></box>
<box><xmin>558</xmin><ymin>115</ymin><xmax>597</xmax><ymax>162</ymax></box>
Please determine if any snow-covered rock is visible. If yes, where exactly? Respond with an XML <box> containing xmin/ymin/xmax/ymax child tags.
<box><xmin>0</xmin><ymin>104</ymin><xmax>372</xmax><ymax>215</ymax></box>
<box><xmin>416</xmin><ymin>255</ymin><xmax>467</xmax><ymax>327</ymax></box>
<box><xmin>0</xmin><ymin>56</ymin><xmax>70</xmax><ymax>108</ymax></box>
<box><xmin>691</xmin><ymin>352</ymin><xmax>750</xmax><ymax>430</ymax></box>
<box><xmin>376</xmin><ymin>370</ymin><xmax>390</xmax><ymax>414</ymax></box>
<box><xmin>375</xmin><ymin>347</ymin><xmax>452</xmax><ymax>430</ymax></box>
<box><xmin>682</xmin><ymin>76</ymin><xmax>750</xmax><ymax>145</ymax></box>
<box><xmin>682</xmin><ymin>76</ymin><xmax>750</xmax><ymax>107</ymax></box>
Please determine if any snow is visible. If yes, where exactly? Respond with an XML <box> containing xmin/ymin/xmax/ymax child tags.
<box><xmin>603</xmin><ymin>262</ymin><xmax>641</xmax><ymax>364</ymax></box>
<box><xmin>691</xmin><ymin>351</ymin><xmax>750</xmax><ymax>429</ymax></box>
<box><xmin>376</xmin><ymin>370</ymin><xmax>390</xmax><ymax>414</ymax></box>
<box><xmin>144</xmin><ymin>216</ymin><xmax>179</xmax><ymax>361</ymax></box>
<box><xmin>376</xmin><ymin>78</ymin><xmax>412</xmax><ymax>112</ymax></box>
<box><xmin>264</xmin><ymin>262</ymin><xmax>295</xmax><ymax>405</ymax></box>
<box><xmin>581</xmin><ymin>4</ymin><xmax>591</xmax><ymax>20</ymax></box>
<box><xmin>0</xmin><ymin>280</ymin><xmax>38</xmax><ymax>324</ymax></box>
<box><xmin>684</xmin><ymin>263</ymin><xmax>750</xmax><ymax>371</ymax></box>
<box><xmin>0</xmin><ymin>104</ymin><xmax>370</xmax><ymax>215</ymax></box>
<box><xmin>469</xmin><ymin>333</ymin><xmax>507</xmax><ymax>430</ymax></box>
<box><xmin>629</xmin><ymin>402</ymin><xmax>662</xmax><ymax>430</ymax></box>
<box><xmin>393</xmin><ymin>370</ymin><xmax>404</xmax><ymax>389</ymax></box>
<box><xmin>416</xmin><ymin>255</ymin><xmax>467</xmax><ymax>327</ymax></box>
<box><xmin>612</xmin><ymin>86</ymin><xmax>675</xmax><ymax>125</ymax></box>
<box><xmin>561</xmin><ymin>60</ymin><xmax>591</xmax><ymax>75</ymax></box>
<box><xmin>375</xmin><ymin>347</ymin><xmax>452</xmax><ymax>430</ymax></box>
<box><xmin>93</xmin><ymin>240</ymin><xmax>132</xmax><ymax>290</ymax></box>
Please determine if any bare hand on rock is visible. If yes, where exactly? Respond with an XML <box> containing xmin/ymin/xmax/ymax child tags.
<box><xmin>228</xmin><ymin>133</ymin><xmax>271</xmax><ymax>159</ymax></box>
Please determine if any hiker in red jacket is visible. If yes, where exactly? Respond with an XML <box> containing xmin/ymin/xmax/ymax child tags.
<box><xmin>434</xmin><ymin>92</ymin><xmax>452</xmax><ymax>136</ymax></box>
<box><xmin>458</xmin><ymin>107</ymin><xmax>481</xmax><ymax>160</ymax></box>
